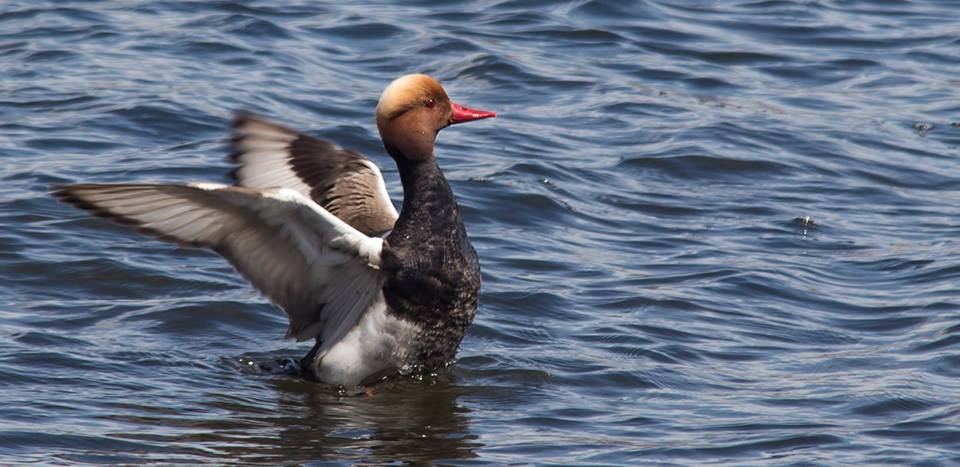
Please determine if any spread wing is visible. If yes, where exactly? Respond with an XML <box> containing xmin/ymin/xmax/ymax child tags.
<box><xmin>229</xmin><ymin>113</ymin><xmax>398</xmax><ymax>237</ymax></box>
<box><xmin>54</xmin><ymin>183</ymin><xmax>384</xmax><ymax>351</ymax></box>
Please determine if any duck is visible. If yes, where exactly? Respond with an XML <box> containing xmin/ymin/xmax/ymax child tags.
<box><xmin>54</xmin><ymin>74</ymin><xmax>495</xmax><ymax>388</ymax></box>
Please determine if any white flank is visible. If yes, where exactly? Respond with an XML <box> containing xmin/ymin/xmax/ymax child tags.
<box><xmin>313</xmin><ymin>293</ymin><xmax>419</xmax><ymax>387</ymax></box>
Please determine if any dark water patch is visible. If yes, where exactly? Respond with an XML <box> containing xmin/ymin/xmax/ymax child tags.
<box><xmin>572</xmin><ymin>0</ymin><xmax>663</xmax><ymax>22</ymax></box>
<box><xmin>447</xmin><ymin>53</ymin><xmax>583</xmax><ymax>91</ymax></box>
<box><xmin>848</xmin><ymin>166</ymin><xmax>960</xmax><ymax>191</ymax></box>
<box><xmin>758</xmin><ymin>62</ymin><xmax>862</xmax><ymax>85</ymax></box>
<box><xmin>625</xmin><ymin>66</ymin><xmax>688</xmax><ymax>84</ymax></box>
<box><xmin>830</xmin><ymin>316</ymin><xmax>928</xmax><ymax>333</ymax></box>
<box><xmin>650</xmin><ymin>433</ymin><xmax>844</xmax><ymax>459</ymax></box>
<box><xmin>181</xmin><ymin>14</ymin><xmax>292</xmax><ymax>40</ymax></box>
<box><xmin>905</xmin><ymin>50</ymin><xmax>959</xmax><ymax>66</ymax></box>
<box><xmin>524</xmin><ymin>27</ymin><xmax>627</xmax><ymax>44</ymax></box>
<box><xmin>477</xmin><ymin>11</ymin><xmax>545</xmax><ymax>28</ymax></box>
<box><xmin>0</xmin><ymin>93</ymin><xmax>99</xmax><ymax>110</ymax></box>
<box><xmin>597</xmin><ymin>193</ymin><xmax>704</xmax><ymax>217</ymax></box>
<box><xmin>22</xmin><ymin>49</ymin><xmax>79</xmax><ymax>63</ymax></box>
<box><xmin>213</xmin><ymin>1</ymin><xmax>325</xmax><ymax>18</ymax></box>
<box><xmin>304</xmin><ymin>22</ymin><xmax>406</xmax><ymax>41</ymax></box>
<box><xmin>2</xmin><ymin>24</ymin><xmax>115</xmax><ymax>41</ymax></box>
<box><xmin>473</xmin><ymin>189</ymin><xmax>575</xmax><ymax>227</ymax></box>
<box><xmin>623</xmin><ymin>24</ymin><xmax>708</xmax><ymax>44</ymax></box>
<box><xmin>178</xmin><ymin>40</ymin><xmax>251</xmax><ymax>57</ymax></box>
<box><xmin>416</xmin><ymin>36</ymin><xmax>485</xmax><ymax>55</ymax></box>
<box><xmin>20</xmin><ymin>253</ymin><xmax>235</xmax><ymax>300</ymax></box>
<box><xmin>11</xmin><ymin>331</ymin><xmax>92</xmax><ymax>349</ymax></box>
<box><xmin>482</xmin><ymin>290</ymin><xmax>579</xmax><ymax>321</ymax></box>
<box><xmin>132</xmin><ymin>301</ymin><xmax>280</xmax><ymax>339</ymax></box>
<box><xmin>22</xmin><ymin>137</ymin><xmax>120</xmax><ymax>152</ymax></box>
<box><xmin>627</xmin><ymin>323</ymin><xmax>711</xmax><ymax>343</ymax></box>
<box><xmin>862</xmin><ymin>425</ymin><xmax>960</xmax><ymax>446</ymax></box>
<box><xmin>929</xmin><ymin>355</ymin><xmax>960</xmax><ymax>377</ymax></box>
<box><xmin>106</xmin><ymin>104</ymin><xmax>223</xmax><ymax>141</ymax></box>
<box><xmin>682</xmin><ymin>18</ymin><xmax>848</xmax><ymax>47</ymax></box>
<box><xmin>693</xmin><ymin>50</ymin><xmax>791</xmax><ymax>66</ymax></box>
<box><xmin>424</xmin><ymin>10</ymin><xmax>482</xmax><ymax>23</ymax></box>
<box><xmin>0</xmin><ymin>6</ymin><xmax>111</xmax><ymax>24</ymax></box>
<box><xmin>683</xmin><ymin>77</ymin><xmax>737</xmax><ymax>92</ymax></box>
<box><xmin>487</xmin><ymin>0</ymin><xmax>575</xmax><ymax>13</ymax></box>
<box><xmin>842</xmin><ymin>132</ymin><xmax>955</xmax><ymax>162</ymax></box>
<box><xmin>911</xmin><ymin>334</ymin><xmax>960</xmax><ymax>354</ymax></box>
<box><xmin>0</xmin><ymin>430</ymin><xmax>186</xmax><ymax>458</ymax></box>
<box><xmin>851</xmin><ymin>395</ymin><xmax>941</xmax><ymax>417</ymax></box>
<box><xmin>617</xmin><ymin>154</ymin><xmax>794</xmax><ymax>181</ymax></box>
<box><xmin>0</xmin><ymin>349</ymin><xmax>102</xmax><ymax>372</ymax></box>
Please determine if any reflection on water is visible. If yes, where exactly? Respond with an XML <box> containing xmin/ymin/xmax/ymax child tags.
<box><xmin>91</xmin><ymin>367</ymin><xmax>478</xmax><ymax>464</ymax></box>
<box><xmin>265</xmin><ymin>376</ymin><xmax>479</xmax><ymax>463</ymax></box>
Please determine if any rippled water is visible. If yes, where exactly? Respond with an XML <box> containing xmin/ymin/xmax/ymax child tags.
<box><xmin>3</xmin><ymin>0</ymin><xmax>960</xmax><ymax>464</ymax></box>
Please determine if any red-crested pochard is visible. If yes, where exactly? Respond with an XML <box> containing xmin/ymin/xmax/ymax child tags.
<box><xmin>54</xmin><ymin>74</ymin><xmax>495</xmax><ymax>387</ymax></box>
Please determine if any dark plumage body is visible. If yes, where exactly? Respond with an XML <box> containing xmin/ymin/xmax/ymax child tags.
<box><xmin>383</xmin><ymin>158</ymin><xmax>481</xmax><ymax>367</ymax></box>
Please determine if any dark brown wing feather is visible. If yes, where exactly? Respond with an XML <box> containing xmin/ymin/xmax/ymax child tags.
<box><xmin>230</xmin><ymin>113</ymin><xmax>398</xmax><ymax>236</ymax></box>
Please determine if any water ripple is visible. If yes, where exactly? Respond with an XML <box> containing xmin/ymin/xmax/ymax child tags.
<box><xmin>2</xmin><ymin>0</ymin><xmax>960</xmax><ymax>465</ymax></box>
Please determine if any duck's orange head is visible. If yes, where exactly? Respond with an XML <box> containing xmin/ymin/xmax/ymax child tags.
<box><xmin>376</xmin><ymin>74</ymin><xmax>495</xmax><ymax>161</ymax></box>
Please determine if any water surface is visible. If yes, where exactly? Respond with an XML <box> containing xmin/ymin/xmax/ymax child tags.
<box><xmin>2</xmin><ymin>0</ymin><xmax>960</xmax><ymax>464</ymax></box>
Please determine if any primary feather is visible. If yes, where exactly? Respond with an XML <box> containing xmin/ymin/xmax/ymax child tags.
<box><xmin>54</xmin><ymin>183</ymin><xmax>383</xmax><ymax>354</ymax></box>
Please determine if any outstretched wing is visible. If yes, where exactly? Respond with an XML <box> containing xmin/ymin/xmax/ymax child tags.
<box><xmin>54</xmin><ymin>183</ymin><xmax>384</xmax><ymax>352</ymax></box>
<box><xmin>230</xmin><ymin>113</ymin><xmax>398</xmax><ymax>237</ymax></box>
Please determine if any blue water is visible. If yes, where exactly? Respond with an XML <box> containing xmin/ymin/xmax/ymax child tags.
<box><xmin>3</xmin><ymin>0</ymin><xmax>960</xmax><ymax>464</ymax></box>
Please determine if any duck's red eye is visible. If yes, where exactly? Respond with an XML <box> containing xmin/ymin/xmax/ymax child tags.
<box><xmin>425</xmin><ymin>98</ymin><xmax>436</xmax><ymax>108</ymax></box>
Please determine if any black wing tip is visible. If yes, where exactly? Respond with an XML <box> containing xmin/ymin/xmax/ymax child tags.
<box><xmin>51</xmin><ymin>184</ymin><xmax>71</xmax><ymax>200</ymax></box>
<box><xmin>227</xmin><ymin>165</ymin><xmax>242</xmax><ymax>182</ymax></box>
<box><xmin>52</xmin><ymin>187</ymin><xmax>81</xmax><ymax>208</ymax></box>
<box><xmin>231</xmin><ymin>110</ymin><xmax>264</xmax><ymax>129</ymax></box>
<box><xmin>53</xmin><ymin>190</ymin><xmax>136</xmax><ymax>228</ymax></box>
<box><xmin>231</xmin><ymin>111</ymin><xmax>290</xmax><ymax>132</ymax></box>
<box><xmin>229</xmin><ymin>111</ymin><xmax>295</xmax><ymax>146</ymax></box>
<box><xmin>51</xmin><ymin>185</ymin><xmax>119</xmax><ymax>218</ymax></box>
<box><xmin>51</xmin><ymin>183</ymin><xmax>101</xmax><ymax>206</ymax></box>
<box><xmin>53</xmin><ymin>184</ymin><xmax>210</xmax><ymax>249</ymax></box>
<box><xmin>231</xmin><ymin>111</ymin><xmax>304</xmax><ymax>137</ymax></box>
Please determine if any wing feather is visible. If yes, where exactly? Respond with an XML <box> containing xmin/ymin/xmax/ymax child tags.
<box><xmin>230</xmin><ymin>113</ymin><xmax>398</xmax><ymax>236</ymax></box>
<box><xmin>55</xmin><ymin>183</ymin><xmax>385</xmax><ymax>353</ymax></box>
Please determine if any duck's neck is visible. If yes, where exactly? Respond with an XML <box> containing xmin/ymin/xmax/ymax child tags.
<box><xmin>396</xmin><ymin>156</ymin><xmax>449</xmax><ymax>208</ymax></box>
<box><xmin>391</xmin><ymin>155</ymin><xmax>461</xmax><ymax>239</ymax></box>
